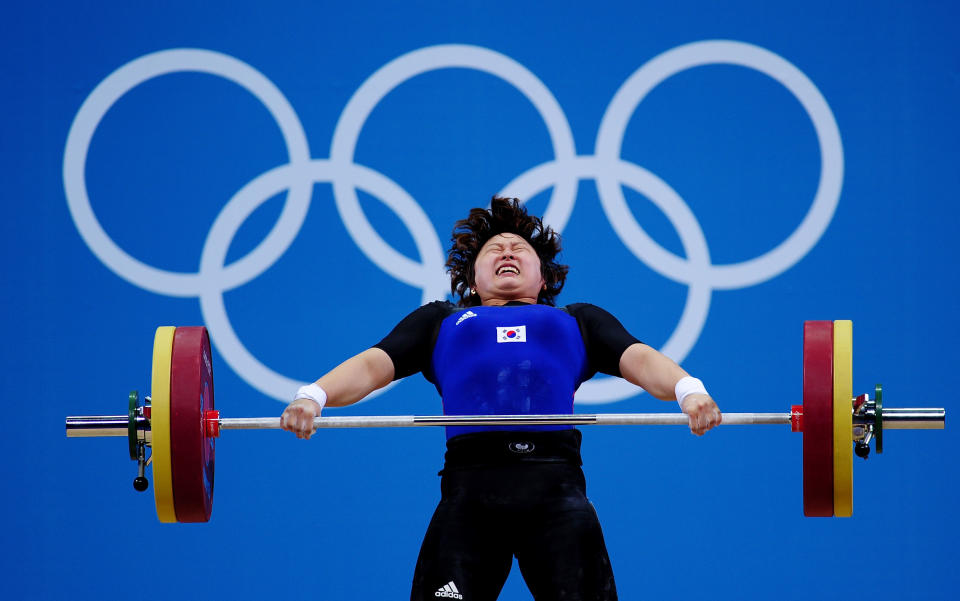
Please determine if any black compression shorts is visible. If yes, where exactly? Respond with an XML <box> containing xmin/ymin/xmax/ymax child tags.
<box><xmin>410</xmin><ymin>431</ymin><xmax>618</xmax><ymax>601</ymax></box>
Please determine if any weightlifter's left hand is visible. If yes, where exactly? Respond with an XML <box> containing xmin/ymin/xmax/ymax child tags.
<box><xmin>680</xmin><ymin>393</ymin><xmax>722</xmax><ymax>436</ymax></box>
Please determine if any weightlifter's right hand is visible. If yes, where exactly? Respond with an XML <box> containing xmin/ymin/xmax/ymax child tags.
<box><xmin>281</xmin><ymin>398</ymin><xmax>322</xmax><ymax>440</ymax></box>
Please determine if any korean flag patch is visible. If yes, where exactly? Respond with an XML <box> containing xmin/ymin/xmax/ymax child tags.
<box><xmin>496</xmin><ymin>326</ymin><xmax>527</xmax><ymax>343</ymax></box>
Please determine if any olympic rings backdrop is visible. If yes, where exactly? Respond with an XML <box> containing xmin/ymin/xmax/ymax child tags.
<box><xmin>3</xmin><ymin>2</ymin><xmax>958</xmax><ymax>599</ymax></box>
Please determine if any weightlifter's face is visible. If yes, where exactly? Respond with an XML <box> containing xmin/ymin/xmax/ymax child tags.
<box><xmin>472</xmin><ymin>233</ymin><xmax>545</xmax><ymax>305</ymax></box>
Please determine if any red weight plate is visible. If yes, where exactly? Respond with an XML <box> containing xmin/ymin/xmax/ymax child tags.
<box><xmin>803</xmin><ymin>321</ymin><xmax>834</xmax><ymax>517</ymax></box>
<box><xmin>170</xmin><ymin>326</ymin><xmax>216</xmax><ymax>522</ymax></box>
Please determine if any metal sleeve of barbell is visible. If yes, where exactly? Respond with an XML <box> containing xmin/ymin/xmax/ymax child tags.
<box><xmin>65</xmin><ymin>415</ymin><xmax>132</xmax><ymax>437</ymax></box>
<box><xmin>219</xmin><ymin>413</ymin><xmax>793</xmax><ymax>429</ymax></box>
<box><xmin>871</xmin><ymin>408</ymin><xmax>946</xmax><ymax>430</ymax></box>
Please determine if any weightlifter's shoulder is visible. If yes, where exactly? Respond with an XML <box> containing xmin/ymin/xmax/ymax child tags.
<box><xmin>561</xmin><ymin>302</ymin><xmax>619</xmax><ymax>320</ymax></box>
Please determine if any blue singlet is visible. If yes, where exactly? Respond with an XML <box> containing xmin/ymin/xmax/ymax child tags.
<box><xmin>427</xmin><ymin>304</ymin><xmax>590</xmax><ymax>438</ymax></box>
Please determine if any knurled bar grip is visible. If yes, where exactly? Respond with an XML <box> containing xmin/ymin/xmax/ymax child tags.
<box><xmin>223</xmin><ymin>412</ymin><xmax>791</xmax><ymax>429</ymax></box>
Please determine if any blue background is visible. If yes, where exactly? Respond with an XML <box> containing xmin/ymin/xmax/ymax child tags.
<box><xmin>3</xmin><ymin>1</ymin><xmax>958</xmax><ymax>599</ymax></box>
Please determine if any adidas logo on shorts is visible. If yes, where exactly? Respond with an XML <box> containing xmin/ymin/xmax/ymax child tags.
<box><xmin>435</xmin><ymin>581</ymin><xmax>463</xmax><ymax>599</ymax></box>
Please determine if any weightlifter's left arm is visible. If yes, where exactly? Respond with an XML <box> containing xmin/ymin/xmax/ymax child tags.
<box><xmin>569</xmin><ymin>302</ymin><xmax>721</xmax><ymax>436</ymax></box>
<box><xmin>618</xmin><ymin>343</ymin><xmax>722</xmax><ymax>436</ymax></box>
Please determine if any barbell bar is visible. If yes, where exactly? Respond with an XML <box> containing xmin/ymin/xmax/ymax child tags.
<box><xmin>67</xmin><ymin>409</ymin><xmax>946</xmax><ymax>433</ymax></box>
<box><xmin>64</xmin><ymin>321</ymin><xmax>945</xmax><ymax>523</ymax></box>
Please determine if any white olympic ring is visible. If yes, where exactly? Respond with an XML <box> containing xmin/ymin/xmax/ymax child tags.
<box><xmin>63</xmin><ymin>41</ymin><xmax>843</xmax><ymax>405</ymax></box>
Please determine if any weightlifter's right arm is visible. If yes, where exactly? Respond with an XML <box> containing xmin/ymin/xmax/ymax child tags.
<box><xmin>280</xmin><ymin>347</ymin><xmax>395</xmax><ymax>440</ymax></box>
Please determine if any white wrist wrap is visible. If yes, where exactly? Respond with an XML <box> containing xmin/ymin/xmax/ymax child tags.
<box><xmin>675</xmin><ymin>376</ymin><xmax>708</xmax><ymax>410</ymax></box>
<box><xmin>294</xmin><ymin>383</ymin><xmax>328</xmax><ymax>410</ymax></box>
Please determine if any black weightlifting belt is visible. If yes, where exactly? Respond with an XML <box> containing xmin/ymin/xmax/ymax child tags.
<box><xmin>440</xmin><ymin>428</ymin><xmax>584</xmax><ymax>472</ymax></box>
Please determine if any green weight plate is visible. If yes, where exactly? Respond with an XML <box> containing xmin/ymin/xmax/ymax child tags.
<box><xmin>128</xmin><ymin>390</ymin><xmax>138</xmax><ymax>461</ymax></box>
<box><xmin>875</xmin><ymin>383</ymin><xmax>883</xmax><ymax>454</ymax></box>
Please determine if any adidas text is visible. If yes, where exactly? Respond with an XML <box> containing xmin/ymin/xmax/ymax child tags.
<box><xmin>435</xmin><ymin>581</ymin><xmax>463</xmax><ymax>599</ymax></box>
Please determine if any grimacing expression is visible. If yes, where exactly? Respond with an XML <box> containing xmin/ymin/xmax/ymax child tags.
<box><xmin>472</xmin><ymin>233</ymin><xmax>545</xmax><ymax>301</ymax></box>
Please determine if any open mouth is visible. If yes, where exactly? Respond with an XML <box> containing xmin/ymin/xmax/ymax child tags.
<box><xmin>496</xmin><ymin>264</ymin><xmax>520</xmax><ymax>276</ymax></box>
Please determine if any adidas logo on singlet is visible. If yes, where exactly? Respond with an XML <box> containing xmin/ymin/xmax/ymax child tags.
<box><xmin>435</xmin><ymin>581</ymin><xmax>463</xmax><ymax>599</ymax></box>
<box><xmin>455</xmin><ymin>310</ymin><xmax>477</xmax><ymax>325</ymax></box>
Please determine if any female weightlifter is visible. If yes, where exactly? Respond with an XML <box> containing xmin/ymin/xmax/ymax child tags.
<box><xmin>281</xmin><ymin>197</ymin><xmax>722</xmax><ymax>601</ymax></box>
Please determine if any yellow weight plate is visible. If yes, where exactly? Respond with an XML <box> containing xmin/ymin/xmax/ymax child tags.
<box><xmin>152</xmin><ymin>326</ymin><xmax>177</xmax><ymax>523</ymax></box>
<box><xmin>833</xmin><ymin>320</ymin><xmax>853</xmax><ymax>517</ymax></box>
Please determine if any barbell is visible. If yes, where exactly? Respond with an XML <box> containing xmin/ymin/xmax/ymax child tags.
<box><xmin>65</xmin><ymin>321</ymin><xmax>945</xmax><ymax>523</ymax></box>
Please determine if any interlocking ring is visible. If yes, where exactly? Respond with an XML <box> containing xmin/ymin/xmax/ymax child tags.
<box><xmin>63</xmin><ymin>41</ymin><xmax>843</xmax><ymax>404</ymax></box>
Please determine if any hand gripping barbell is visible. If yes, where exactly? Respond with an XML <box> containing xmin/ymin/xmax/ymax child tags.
<box><xmin>65</xmin><ymin>321</ymin><xmax>945</xmax><ymax>523</ymax></box>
